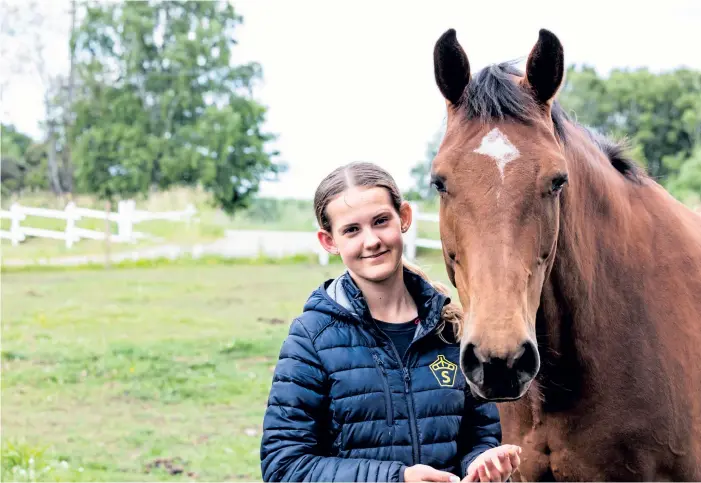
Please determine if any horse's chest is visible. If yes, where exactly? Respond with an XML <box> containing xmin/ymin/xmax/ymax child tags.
<box><xmin>508</xmin><ymin>416</ymin><xmax>655</xmax><ymax>481</ymax></box>
<box><xmin>511</xmin><ymin>423</ymin><xmax>608</xmax><ymax>481</ymax></box>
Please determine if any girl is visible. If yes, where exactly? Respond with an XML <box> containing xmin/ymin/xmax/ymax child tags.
<box><xmin>261</xmin><ymin>162</ymin><xmax>521</xmax><ymax>482</ymax></box>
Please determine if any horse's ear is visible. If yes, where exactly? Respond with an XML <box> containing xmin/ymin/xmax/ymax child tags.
<box><xmin>524</xmin><ymin>29</ymin><xmax>564</xmax><ymax>105</ymax></box>
<box><xmin>434</xmin><ymin>29</ymin><xmax>470</xmax><ymax>106</ymax></box>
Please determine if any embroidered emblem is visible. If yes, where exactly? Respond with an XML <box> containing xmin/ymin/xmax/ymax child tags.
<box><xmin>430</xmin><ymin>355</ymin><xmax>457</xmax><ymax>387</ymax></box>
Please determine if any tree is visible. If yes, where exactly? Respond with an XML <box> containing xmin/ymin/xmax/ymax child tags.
<box><xmin>665</xmin><ymin>145</ymin><xmax>701</xmax><ymax>205</ymax></box>
<box><xmin>1</xmin><ymin>124</ymin><xmax>49</xmax><ymax>197</ymax></box>
<box><xmin>405</xmin><ymin>127</ymin><xmax>445</xmax><ymax>201</ymax></box>
<box><xmin>558</xmin><ymin>66</ymin><xmax>701</xmax><ymax>184</ymax></box>
<box><xmin>1</xmin><ymin>0</ymin><xmax>75</xmax><ymax>195</ymax></box>
<box><xmin>71</xmin><ymin>85</ymin><xmax>158</xmax><ymax>201</ymax></box>
<box><xmin>1</xmin><ymin>124</ymin><xmax>32</xmax><ymax>196</ymax></box>
<box><xmin>70</xmin><ymin>0</ymin><xmax>280</xmax><ymax>212</ymax></box>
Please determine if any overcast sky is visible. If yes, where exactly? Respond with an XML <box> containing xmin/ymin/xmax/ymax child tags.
<box><xmin>3</xmin><ymin>0</ymin><xmax>700</xmax><ymax>199</ymax></box>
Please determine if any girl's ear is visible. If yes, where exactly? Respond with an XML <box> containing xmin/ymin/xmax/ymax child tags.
<box><xmin>399</xmin><ymin>201</ymin><xmax>413</xmax><ymax>234</ymax></box>
<box><xmin>317</xmin><ymin>229</ymin><xmax>339</xmax><ymax>255</ymax></box>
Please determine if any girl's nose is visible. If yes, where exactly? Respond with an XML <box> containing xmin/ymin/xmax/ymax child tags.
<box><xmin>364</xmin><ymin>230</ymin><xmax>382</xmax><ymax>249</ymax></box>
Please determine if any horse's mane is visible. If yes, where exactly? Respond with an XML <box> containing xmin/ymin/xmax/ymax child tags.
<box><xmin>457</xmin><ymin>62</ymin><xmax>646</xmax><ymax>184</ymax></box>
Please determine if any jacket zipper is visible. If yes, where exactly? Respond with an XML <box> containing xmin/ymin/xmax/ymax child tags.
<box><xmin>401</xmin><ymin>363</ymin><xmax>421</xmax><ymax>466</ymax></box>
<box><xmin>372</xmin><ymin>353</ymin><xmax>394</xmax><ymax>426</ymax></box>
<box><xmin>383</xmin><ymin>331</ymin><xmax>421</xmax><ymax>466</ymax></box>
<box><xmin>368</xmin><ymin>313</ymin><xmax>442</xmax><ymax>466</ymax></box>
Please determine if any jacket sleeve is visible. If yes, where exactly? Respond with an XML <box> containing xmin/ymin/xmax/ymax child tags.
<box><xmin>457</xmin><ymin>391</ymin><xmax>502</xmax><ymax>478</ymax></box>
<box><xmin>260</xmin><ymin>319</ymin><xmax>407</xmax><ymax>482</ymax></box>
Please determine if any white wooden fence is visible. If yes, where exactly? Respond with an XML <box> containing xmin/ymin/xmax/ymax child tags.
<box><xmin>0</xmin><ymin>199</ymin><xmax>439</xmax><ymax>265</ymax></box>
<box><xmin>404</xmin><ymin>202</ymin><xmax>442</xmax><ymax>259</ymax></box>
<box><xmin>0</xmin><ymin>200</ymin><xmax>196</xmax><ymax>248</ymax></box>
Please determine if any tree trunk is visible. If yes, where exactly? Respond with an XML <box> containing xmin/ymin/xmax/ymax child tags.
<box><xmin>61</xmin><ymin>0</ymin><xmax>77</xmax><ymax>193</ymax></box>
<box><xmin>46</xmin><ymin>118</ymin><xmax>62</xmax><ymax>196</ymax></box>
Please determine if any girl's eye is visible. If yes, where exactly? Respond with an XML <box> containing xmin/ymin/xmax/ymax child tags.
<box><xmin>344</xmin><ymin>227</ymin><xmax>358</xmax><ymax>235</ymax></box>
<box><xmin>375</xmin><ymin>217</ymin><xmax>388</xmax><ymax>225</ymax></box>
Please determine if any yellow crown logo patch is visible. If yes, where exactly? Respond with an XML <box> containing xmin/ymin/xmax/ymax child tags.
<box><xmin>430</xmin><ymin>355</ymin><xmax>457</xmax><ymax>387</ymax></box>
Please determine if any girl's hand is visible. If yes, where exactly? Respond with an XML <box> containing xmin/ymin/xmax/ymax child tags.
<box><xmin>404</xmin><ymin>464</ymin><xmax>461</xmax><ymax>482</ymax></box>
<box><xmin>464</xmin><ymin>445</ymin><xmax>522</xmax><ymax>482</ymax></box>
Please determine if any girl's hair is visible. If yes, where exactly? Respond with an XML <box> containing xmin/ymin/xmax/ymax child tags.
<box><xmin>313</xmin><ymin>161</ymin><xmax>463</xmax><ymax>340</ymax></box>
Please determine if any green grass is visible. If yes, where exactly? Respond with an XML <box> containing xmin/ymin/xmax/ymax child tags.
<box><xmin>0</xmin><ymin>253</ymin><xmax>338</xmax><ymax>274</ymax></box>
<box><xmin>1</xmin><ymin>253</ymin><xmax>454</xmax><ymax>481</ymax></box>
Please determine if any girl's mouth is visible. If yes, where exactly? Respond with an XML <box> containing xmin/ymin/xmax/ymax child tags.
<box><xmin>363</xmin><ymin>250</ymin><xmax>389</xmax><ymax>259</ymax></box>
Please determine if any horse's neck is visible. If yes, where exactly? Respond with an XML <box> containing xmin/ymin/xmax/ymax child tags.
<box><xmin>535</xmin><ymin>130</ymin><xmax>652</xmax><ymax>406</ymax></box>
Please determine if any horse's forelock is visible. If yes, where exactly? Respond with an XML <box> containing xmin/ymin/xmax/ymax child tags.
<box><xmin>456</xmin><ymin>63</ymin><xmax>646</xmax><ymax>185</ymax></box>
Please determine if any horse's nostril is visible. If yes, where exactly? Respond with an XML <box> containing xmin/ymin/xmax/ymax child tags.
<box><xmin>513</xmin><ymin>340</ymin><xmax>540</xmax><ymax>384</ymax></box>
<box><xmin>462</xmin><ymin>343</ymin><xmax>484</xmax><ymax>386</ymax></box>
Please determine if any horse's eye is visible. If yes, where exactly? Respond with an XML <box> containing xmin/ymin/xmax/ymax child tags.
<box><xmin>551</xmin><ymin>174</ymin><xmax>568</xmax><ymax>194</ymax></box>
<box><xmin>431</xmin><ymin>176</ymin><xmax>447</xmax><ymax>193</ymax></box>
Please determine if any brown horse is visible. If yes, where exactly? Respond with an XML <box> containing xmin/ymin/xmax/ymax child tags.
<box><xmin>431</xmin><ymin>28</ymin><xmax>701</xmax><ymax>481</ymax></box>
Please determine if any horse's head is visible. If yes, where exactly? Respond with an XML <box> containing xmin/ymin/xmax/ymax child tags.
<box><xmin>432</xmin><ymin>29</ymin><xmax>569</xmax><ymax>401</ymax></box>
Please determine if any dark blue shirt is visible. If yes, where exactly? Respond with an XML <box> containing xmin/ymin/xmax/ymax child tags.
<box><xmin>374</xmin><ymin>318</ymin><xmax>419</xmax><ymax>363</ymax></box>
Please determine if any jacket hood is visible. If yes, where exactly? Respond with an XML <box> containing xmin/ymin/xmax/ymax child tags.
<box><xmin>302</xmin><ymin>267</ymin><xmax>450</xmax><ymax>337</ymax></box>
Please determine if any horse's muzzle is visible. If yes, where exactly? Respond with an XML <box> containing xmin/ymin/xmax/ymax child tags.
<box><xmin>461</xmin><ymin>340</ymin><xmax>540</xmax><ymax>401</ymax></box>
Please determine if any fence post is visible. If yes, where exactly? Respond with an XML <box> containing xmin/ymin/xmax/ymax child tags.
<box><xmin>65</xmin><ymin>201</ymin><xmax>77</xmax><ymax>248</ymax></box>
<box><xmin>318</xmin><ymin>249</ymin><xmax>329</xmax><ymax>266</ymax></box>
<box><xmin>192</xmin><ymin>243</ymin><xmax>204</xmax><ymax>259</ymax></box>
<box><xmin>117</xmin><ymin>200</ymin><xmax>135</xmax><ymax>242</ymax></box>
<box><xmin>405</xmin><ymin>202</ymin><xmax>419</xmax><ymax>261</ymax></box>
<box><xmin>312</xmin><ymin>221</ymin><xmax>329</xmax><ymax>266</ymax></box>
<box><xmin>9</xmin><ymin>203</ymin><xmax>23</xmax><ymax>246</ymax></box>
<box><xmin>184</xmin><ymin>203</ymin><xmax>196</xmax><ymax>226</ymax></box>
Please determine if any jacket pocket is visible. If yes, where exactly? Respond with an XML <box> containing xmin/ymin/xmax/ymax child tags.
<box><xmin>372</xmin><ymin>353</ymin><xmax>394</xmax><ymax>426</ymax></box>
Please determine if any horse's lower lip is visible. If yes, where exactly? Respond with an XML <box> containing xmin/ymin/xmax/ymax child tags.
<box><xmin>466</xmin><ymin>379</ymin><xmax>531</xmax><ymax>402</ymax></box>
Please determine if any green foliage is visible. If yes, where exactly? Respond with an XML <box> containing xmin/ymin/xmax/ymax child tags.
<box><xmin>70</xmin><ymin>1</ymin><xmax>280</xmax><ymax>209</ymax></box>
<box><xmin>559</xmin><ymin>66</ymin><xmax>701</xmax><ymax>190</ymax></box>
<box><xmin>1</xmin><ymin>124</ymin><xmax>49</xmax><ymax>195</ymax></box>
<box><xmin>72</xmin><ymin>92</ymin><xmax>159</xmax><ymax>200</ymax></box>
<box><xmin>665</xmin><ymin>145</ymin><xmax>701</xmax><ymax>205</ymax></box>
<box><xmin>406</xmin><ymin>127</ymin><xmax>444</xmax><ymax>201</ymax></box>
<box><xmin>409</xmin><ymin>67</ymin><xmax>701</xmax><ymax>203</ymax></box>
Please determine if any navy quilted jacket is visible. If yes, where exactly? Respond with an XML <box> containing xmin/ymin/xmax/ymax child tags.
<box><xmin>260</xmin><ymin>269</ymin><xmax>501</xmax><ymax>482</ymax></box>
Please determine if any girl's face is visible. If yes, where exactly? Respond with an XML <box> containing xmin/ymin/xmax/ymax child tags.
<box><xmin>318</xmin><ymin>186</ymin><xmax>412</xmax><ymax>284</ymax></box>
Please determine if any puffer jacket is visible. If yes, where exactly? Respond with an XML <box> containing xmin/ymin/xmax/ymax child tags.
<box><xmin>261</xmin><ymin>268</ymin><xmax>501</xmax><ymax>482</ymax></box>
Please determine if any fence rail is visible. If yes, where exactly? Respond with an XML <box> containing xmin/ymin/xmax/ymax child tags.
<box><xmin>1</xmin><ymin>199</ymin><xmax>440</xmax><ymax>264</ymax></box>
<box><xmin>0</xmin><ymin>200</ymin><xmax>196</xmax><ymax>248</ymax></box>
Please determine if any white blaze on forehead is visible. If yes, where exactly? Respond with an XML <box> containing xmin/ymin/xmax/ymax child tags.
<box><xmin>473</xmin><ymin>128</ymin><xmax>520</xmax><ymax>180</ymax></box>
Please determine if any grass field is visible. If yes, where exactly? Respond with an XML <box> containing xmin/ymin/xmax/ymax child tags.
<box><xmin>1</xmin><ymin>253</ymin><xmax>453</xmax><ymax>481</ymax></box>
